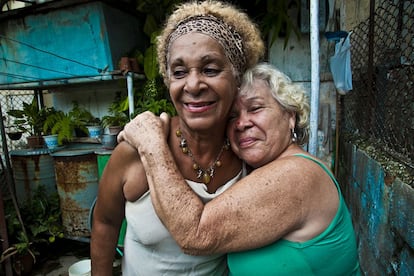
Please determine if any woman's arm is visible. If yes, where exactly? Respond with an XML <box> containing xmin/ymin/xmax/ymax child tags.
<box><xmin>91</xmin><ymin>142</ymin><xmax>148</xmax><ymax>274</ymax></box>
<box><xmin>120</xmin><ymin>112</ymin><xmax>311</xmax><ymax>255</ymax></box>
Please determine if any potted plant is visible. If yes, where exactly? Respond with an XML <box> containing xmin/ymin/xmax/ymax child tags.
<box><xmin>43</xmin><ymin>102</ymin><xmax>99</xmax><ymax>144</ymax></box>
<box><xmin>43</xmin><ymin>110</ymin><xmax>76</xmax><ymax>145</ymax></box>
<box><xmin>101</xmin><ymin>112</ymin><xmax>128</xmax><ymax>135</ymax></box>
<box><xmin>7</xmin><ymin>98</ymin><xmax>54</xmax><ymax>148</ymax></box>
<box><xmin>69</xmin><ymin>101</ymin><xmax>101</xmax><ymax>138</ymax></box>
<box><xmin>101</xmin><ymin>92</ymin><xmax>130</xmax><ymax>135</ymax></box>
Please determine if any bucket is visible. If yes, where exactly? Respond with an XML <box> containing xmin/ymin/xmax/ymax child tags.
<box><xmin>68</xmin><ymin>259</ymin><xmax>91</xmax><ymax>276</ymax></box>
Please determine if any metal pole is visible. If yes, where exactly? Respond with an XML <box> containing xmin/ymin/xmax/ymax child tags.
<box><xmin>309</xmin><ymin>0</ymin><xmax>320</xmax><ymax>155</ymax></box>
<box><xmin>127</xmin><ymin>72</ymin><xmax>134</xmax><ymax>119</ymax></box>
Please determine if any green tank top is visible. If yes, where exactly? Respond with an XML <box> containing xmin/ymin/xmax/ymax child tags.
<box><xmin>227</xmin><ymin>154</ymin><xmax>360</xmax><ymax>275</ymax></box>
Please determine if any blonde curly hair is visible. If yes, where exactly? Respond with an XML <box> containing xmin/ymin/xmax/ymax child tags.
<box><xmin>240</xmin><ymin>63</ymin><xmax>310</xmax><ymax>145</ymax></box>
<box><xmin>157</xmin><ymin>0</ymin><xmax>265</xmax><ymax>86</ymax></box>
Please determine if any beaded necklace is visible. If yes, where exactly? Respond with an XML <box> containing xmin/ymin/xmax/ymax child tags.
<box><xmin>176</xmin><ymin>129</ymin><xmax>229</xmax><ymax>184</ymax></box>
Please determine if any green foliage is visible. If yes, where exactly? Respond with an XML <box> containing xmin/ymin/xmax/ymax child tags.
<box><xmin>101</xmin><ymin>92</ymin><xmax>130</xmax><ymax>128</ymax></box>
<box><xmin>133</xmin><ymin>78</ymin><xmax>176</xmax><ymax>117</ymax></box>
<box><xmin>69</xmin><ymin>101</ymin><xmax>100</xmax><ymax>126</ymax></box>
<box><xmin>133</xmin><ymin>98</ymin><xmax>176</xmax><ymax>117</ymax></box>
<box><xmin>135</xmin><ymin>0</ymin><xmax>181</xmax><ymax>38</ymax></box>
<box><xmin>43</xmin><ymin>111</ymin><xmax>75</xmax><ymax>144</ymax></box>
<box><xmin>1</xmin><ymin>186</ymin><xmax>64</xmax><ymax>264</ymax></box>
<box><xmin>255</xmin><ymin>0</ymin><xmax>302</xmax><ymax>48</ymax></box>
<box><xmin>143</xmin><ymin>43</ymin><xmax>158</xmax><ymax>80</ymax></box>
<box><xmin>19</xmin><ymin>187</ymin><xmax>64</xmax><ymax>243</ymax></box>
<box><xmin>43</xmin><ymin>102</ymin><xmax>97</xmax><ymax>144</ymax></box>
<box><xmin>7</xmin><ymin>98</ymin><xmax>55</xmax><ymax>136</ymax></box>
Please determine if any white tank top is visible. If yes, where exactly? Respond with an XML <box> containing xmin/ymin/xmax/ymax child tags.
<box><xmin>122</xmin><ymin>167</ymin><xmax>246</xmax><ymax>275</ymax></box>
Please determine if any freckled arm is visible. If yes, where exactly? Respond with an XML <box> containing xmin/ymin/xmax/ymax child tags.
<box><xmin>121</xmin><ymin>112</ymin><xmax>305</xmax><ymax>255</ymax></box>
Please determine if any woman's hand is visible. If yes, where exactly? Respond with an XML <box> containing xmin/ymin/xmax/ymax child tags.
<box><xmin>117</xmin><ymin>111</ymin><xmax>171</xmax><ymax>151</ymax></box>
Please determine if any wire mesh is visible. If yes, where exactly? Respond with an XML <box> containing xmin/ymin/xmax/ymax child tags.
<box><xmin>0</xmin><ymin>90</ymin><xmax>35</xmax><ymax>152</ymax></box>
<box><xmin>342</xmin><ymin>0</ymin><xmax>413</xmax><ymax>184</ymax></box>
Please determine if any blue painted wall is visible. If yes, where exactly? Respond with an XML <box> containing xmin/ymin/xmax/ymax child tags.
<box><xmin>0</xmin><ymin>1</ymin><xmax>144</xmax><ymax>88</ymax></box>
<box><xmin>338</xmin><ymin>141</ymin><xmax>414</xmax><ymax>275</ymax></box>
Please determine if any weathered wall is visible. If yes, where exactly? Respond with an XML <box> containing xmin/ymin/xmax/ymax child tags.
<box><xmin>338</xmin><ymin>141</ymin><xmax>414</xmax><ymax>275</ymax></box>
<box><xmin>0</xmin><ymin>0</ymin><xmax>145</xmax><ymax>89</ymax></box>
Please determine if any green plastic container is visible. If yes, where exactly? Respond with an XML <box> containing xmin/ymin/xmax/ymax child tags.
<box><xmin>94</xmin><ymin>149</ymin><xmax>126</xmax><ymax>247</ymax></box>
<box><xmin>96</xmin><ymin>149</ymin><xmax>112</xmax><ymax>178</ymax></box>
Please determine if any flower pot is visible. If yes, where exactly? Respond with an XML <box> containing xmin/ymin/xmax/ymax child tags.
<box><xmin>100</xmin><ymin>134</ymin><xmax>117</xmax><ymax>149</ymax></box>
<box><xmin>43</xmin><ymin>134</ymin><xmax>59</xmax><ymax>150</ymax></box>
<box><xmin>12</xmin><ymin>253</ymin><xmax>35</xmax><ymax>276</ymax></box>
<box><xmin>7</xmin><ymin>132</ymin><xmax>23</xmax><ymax>140</ymax></box>
<box><xmin>86</xmin><ymin>126</ymin><xmax>102</xmax><ymax>138</ymax></box>
<box><xmin>26</xmin><ymin>135</ymin><xmax>44</xmax><ymax>148</ymax></box>
<box><xmin>108</xmin><ymin>126</ymin><xmax>123</xmax><ymax>135</ymax></box>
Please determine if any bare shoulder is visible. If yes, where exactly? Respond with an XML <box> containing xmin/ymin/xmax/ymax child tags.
<box><xmin>114</xmin><ymin>141</ymin><xmax>148</xmax><ymax>201</ymax></box>
<box><xmin>111</xmin><ymin>141</ymin><xmax>141</xmax><ymax>160</ymax></box>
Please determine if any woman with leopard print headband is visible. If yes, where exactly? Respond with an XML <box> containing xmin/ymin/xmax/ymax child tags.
<box><xmin>91</xmin><ymin>1</ymin><xmax>264</xmax><ymax>275</ymax></box>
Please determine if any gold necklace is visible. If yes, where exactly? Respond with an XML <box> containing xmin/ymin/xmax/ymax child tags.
<box><xmin>176</xmin><ymin>129</ymin><xmax>230</xmax><ymax>184</ymax></box>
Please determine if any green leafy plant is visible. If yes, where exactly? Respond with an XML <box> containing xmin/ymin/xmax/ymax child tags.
<box><xmin>43</xmin><ymin>102</ymin><xmax>98</xmax><ymax>144</ymax></box>
<box><xmin>101</xmin><ymin>92</ymin><xmax>130</xmax><ymax>128</ymax></box>
<box><xmin>7</xmin><ymin>98</ymin><xmax>55</xmax><ymax>136</ymax></box>
<box><xmin>1</xmin><ymin>186</ymin><xmax>64</xmax><ymax>266</ymax></box>
<box><xmin>0</xmin><ymin>231</ymin><xmax>36</xmax><ymax>264</ymax></box>
<box><xmin>69</xmin><ymin>101</ymin><xmax>100</xmax><ymax>127</ymax></box>
<box><xmin>132</xmin><ymin>78</ymin><xmax>176</xmax><ymax>117</ymax></box>
<box><xmin>43</xmin><ymin>111</ymin><xmax>76</xmax><ymax>145</ymax></box>
<box><xmin>242</xmin><ymin>0</ymin><xmax>301</xmax><ymax>48</ymax></box>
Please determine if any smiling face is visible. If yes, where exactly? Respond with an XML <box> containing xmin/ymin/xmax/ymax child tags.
<box><xmin>167</xmin><ymin>33</ymin><xmax>238</xmax><ymax>132</ymax></box>
<box><xmin>227</xmin><ymin>78</ymin><xmax>296</xmax><ymax>168</ymax></box>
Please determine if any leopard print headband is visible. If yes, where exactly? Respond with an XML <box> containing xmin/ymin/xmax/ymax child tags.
<box><xmin>167</xmin><ymin>15</ymin><xmax>246</xmax><ymax>73</ymax></box>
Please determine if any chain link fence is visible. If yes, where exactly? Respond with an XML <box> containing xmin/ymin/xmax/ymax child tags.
<box><xmin>342</xmin><ymin>0</ymin><xmax>413</xmax><ymax>185</ymax></box>
<box><xmin>0</xmin><ymin>90</ymin><xmax>35</xmax><ymax>152</ymax></box>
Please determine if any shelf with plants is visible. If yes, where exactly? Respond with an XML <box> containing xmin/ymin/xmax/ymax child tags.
<box><xmin>43</xmin><ymin>101</ymin><xmax>101</xmax><ymax>147</ymax></box>
<box><xmin>7</xmin><ymin>98</ymin><xmax>57</xmax><ymax>148</ymax></box>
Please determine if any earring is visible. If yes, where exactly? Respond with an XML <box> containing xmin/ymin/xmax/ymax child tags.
<box><xmin>291</xmin><ymin>129</ymin><xmax>297</xmax><ymax>143</ymax></box>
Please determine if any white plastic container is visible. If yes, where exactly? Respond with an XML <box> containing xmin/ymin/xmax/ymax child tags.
<box><xmin>68</xmin><ymin>259</ymin><xmax>91</xmax><ymax>276</ymax></box>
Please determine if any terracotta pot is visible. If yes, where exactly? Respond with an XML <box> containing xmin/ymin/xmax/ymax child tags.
<box><xmin>13</xmin><ymin>253</ymin><xmax>35</xmax><ymax>276</ymax></box>
<box><xmin>26</xmin><ymin>135</ymin><xmax>44</xmax><ymax>148</ymax></box>
<box><xmin>108</xmin><ymin>126</ymin><xmax>123</xmax><ymax>135</ymax></box>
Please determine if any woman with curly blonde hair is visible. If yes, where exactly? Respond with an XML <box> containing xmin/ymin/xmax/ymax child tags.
<box><xmin>91</xmin><ymin>1</ymin><xmax>264</xmax><ymax>275</ymax></box>
<box><xmin>120</xmin><ymin>63</ymin><xmax>361</xmax><ymax>275</ymax></box>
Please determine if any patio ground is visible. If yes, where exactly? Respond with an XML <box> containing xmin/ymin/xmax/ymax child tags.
<box><xmin>31</xmin><ymin>238</ymin><xmax>121</xmax><ymax>275</ymax></box>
